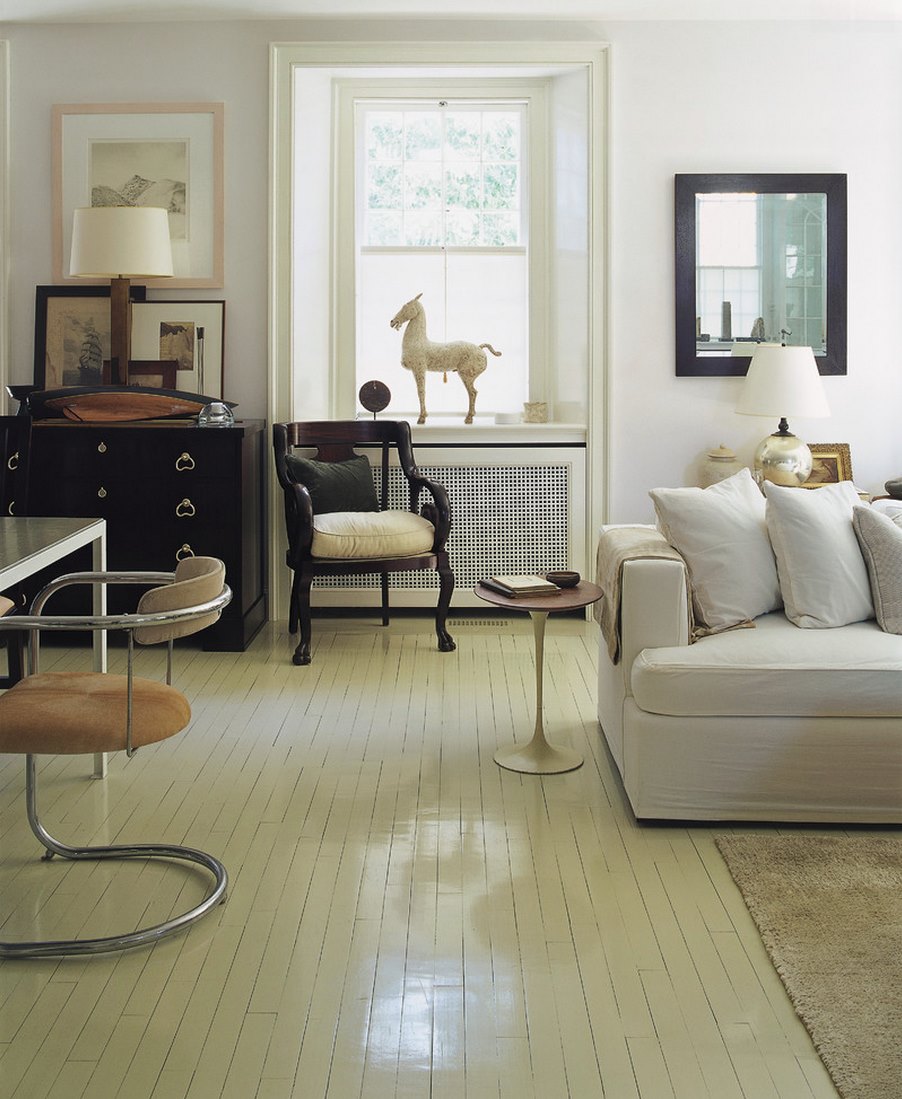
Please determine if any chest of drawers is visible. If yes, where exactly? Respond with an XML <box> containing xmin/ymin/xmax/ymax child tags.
<box><xmin>28</xmin><ymin>419</ymin><xmax>266</xmax><ymax>651</ymax></box>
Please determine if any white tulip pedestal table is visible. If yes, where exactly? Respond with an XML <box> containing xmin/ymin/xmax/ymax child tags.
<box><xmin>474</xmin><ymin>579</ymin><xmax>603</xmax><ymax>774</ymax></box>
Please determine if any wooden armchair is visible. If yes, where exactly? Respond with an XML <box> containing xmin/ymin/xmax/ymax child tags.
<box><xmin>273</xmin><ymin>420</ymin><xmax>456</xmax><ymax>665</ymax></box>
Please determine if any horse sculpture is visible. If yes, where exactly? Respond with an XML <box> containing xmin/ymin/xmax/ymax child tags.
<box><xmin>390</xmin><ymin>293</ymin><xmax>502</xmax><ymax>424</ymax></box>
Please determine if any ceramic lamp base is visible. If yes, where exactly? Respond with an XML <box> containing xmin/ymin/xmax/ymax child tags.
<box><xmin>754</xmin><ymin>430</ymin><xmax>813</xmax><ymax>487</ymax></box>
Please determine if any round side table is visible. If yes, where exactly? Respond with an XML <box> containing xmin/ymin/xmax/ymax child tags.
<box><xmin>474</xmin><ymin>580</ymin><xmax>603</xmax><ymax>774</ymax></box>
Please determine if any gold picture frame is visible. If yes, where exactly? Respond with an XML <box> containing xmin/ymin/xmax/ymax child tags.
<box><xmin>802</xmin><ymin>443</ymin><xmax>853</xmax><ymax>487</ymax></box>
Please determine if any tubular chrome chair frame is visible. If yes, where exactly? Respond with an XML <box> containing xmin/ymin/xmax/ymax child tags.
<box><xmin>0</xmin><ymin>569</ymin><xmax>232</xmax><ymax>959</ymax></box>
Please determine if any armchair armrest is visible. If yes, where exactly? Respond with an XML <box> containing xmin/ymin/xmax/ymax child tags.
<box><xmin>281</xmin><ymin>480</ymin><xmax>315</xmax><ymax>561</ymax></box>
<box><xmin>409</xmin><ymin>470</ymin><xmax>452</xmax><ymax>550</ymax></box>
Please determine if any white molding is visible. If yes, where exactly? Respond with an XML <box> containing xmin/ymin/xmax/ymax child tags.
<box><xmin>269</xmin><ymin>39</ymin><xmax>609</xmax><ymax>622</ymax></box>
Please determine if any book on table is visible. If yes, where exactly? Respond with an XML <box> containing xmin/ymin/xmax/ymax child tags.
<box><xmin>480</xmin><ymin>574</ymin><xmax>561</xmax><ymax>598</ymax></box>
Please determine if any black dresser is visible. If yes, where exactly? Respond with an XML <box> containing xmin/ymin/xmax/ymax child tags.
<box><xmin>28</xmin><ymin>419</ymin><xmax>266</xmax><ymax>651</ymax></box>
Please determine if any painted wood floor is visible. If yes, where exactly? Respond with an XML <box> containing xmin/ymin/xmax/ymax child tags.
<box><xmin>0</xmin><ymin>613</ymin><xmax>843</xmax><ymax>1099</ymax></box>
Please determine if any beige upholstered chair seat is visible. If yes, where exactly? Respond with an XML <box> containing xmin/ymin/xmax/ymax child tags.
<box><xmin>311</xmin><ymin>510</ymin><xmax>435</xmax><ymax>559</ymax></box>
<box><xmin>0</xmin><ymin>671</ymin><xmax>191</xmax><ymax>755</ymax></box>
<box><xmin>0</xmin><ymin>595</ymin><xmax>14</xmax><ymax>616</ymax></box>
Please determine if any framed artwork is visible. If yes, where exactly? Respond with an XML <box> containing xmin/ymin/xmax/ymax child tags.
<box><xmin>802</xmin><ymin>443</ymin><xmax>853</xmax><ymax>487</ymax></box>
<box><xmin>101</xmin><ymin>360</ymin><xmax>178</xmax><ymax>389</ymax></box>
<box><xmin>34</xmin><ymin>284</ymin><xmax>146</xmax><ymax>390</ymax></box>
<box><xmin>52</xmin><ymin>102</ymin><xmax>224</xmax><ymax>288</ymax></box>
<box><xmin>131</xmin><ymin>300</ymin><xmax>225</xmax><ymax>399</ymax></box>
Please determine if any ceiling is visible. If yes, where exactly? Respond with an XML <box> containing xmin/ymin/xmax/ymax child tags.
<box><xmin>1</xmin><ymin>0</ymin><xmax>900</xmax><ymax>22</ymax></box>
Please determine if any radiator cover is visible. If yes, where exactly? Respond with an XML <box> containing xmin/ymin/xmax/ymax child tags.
<box><xmin>311</xmin><ymin>447</ymin><xmax>585</xmax><ymax>608</ymax></box>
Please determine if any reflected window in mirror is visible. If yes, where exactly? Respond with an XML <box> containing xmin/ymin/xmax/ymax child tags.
<box><xmin>675</xmin><ymin>174</ymin><xmax>846</xmax><ymax>376</ymax></box>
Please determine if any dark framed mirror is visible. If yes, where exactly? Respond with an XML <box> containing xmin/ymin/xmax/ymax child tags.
<box><xmin>675</xmin><ymin>173</ymin><xmax>847</xmax><ymax>376</ymax></box>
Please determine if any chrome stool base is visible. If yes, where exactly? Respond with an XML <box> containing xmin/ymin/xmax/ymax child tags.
<box><xmin>0</xmin><ymin>756</ymin><xmax>227</xmax><ymax>959</ymax></box>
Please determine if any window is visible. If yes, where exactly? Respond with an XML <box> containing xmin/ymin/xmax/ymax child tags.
<box><xmin>336</xmin><ymin>82</ymin><xmax>545</xmax><ymax>421</ymax></box>
<box><xmin>696</xmin><ymin>192</ymin><xmax>761</xmax><ymax>344</ymax></box>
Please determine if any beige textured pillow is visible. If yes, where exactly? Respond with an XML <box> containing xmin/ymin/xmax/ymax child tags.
<box><xmin>852</xmin><ymin>505</ymin><xmax>902</xmax><ymax>634</ymax></box>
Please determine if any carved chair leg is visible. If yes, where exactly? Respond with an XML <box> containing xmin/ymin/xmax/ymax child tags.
<box><xmin>293</xmin><ymin>575</ymin><xmax>314</xmax><ymax>666</ymax></box>
<box><xmin>288</xmin><ymin>571</ymin><xmax>301</xmax><ymax>635</ymax></box>
<box><xmin>381</xmin><ymin>573</ymin><xmax>390</xmax><ymax>627</ymax></box>
<box><xmin>436</xmin><ymin>560</ymin><xmax>456</xmax><ymax>653</ymax></box>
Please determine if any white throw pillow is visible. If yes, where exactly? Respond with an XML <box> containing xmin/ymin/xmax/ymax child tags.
<box><xmin>852</xmin><ymin>505</ymin><xmax>902</xmax><ymax>634</ymax></box>
<box><xmin>649</xmin><ymin>467</ymin><xmax>782</xmax><ymax>630</ymax></box>
<box><xmin>763</xmin><ymin>480</ymin><xmax>873</xmax><ymax>628</ymax></box>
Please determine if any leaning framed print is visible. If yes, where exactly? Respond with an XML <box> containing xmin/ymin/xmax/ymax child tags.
<box><xmin>131</xmin><ymin>300</ymin><xmax>225</xmax><ymax>399</ymax></box>
<box><xmin>52</xmin><ymin>102</ymin><xmax>224</xmax><ymax>288</ymax></box>
<box><xmin>34</xmin><ymin>284</ymin><xmax>146</xmax><ymax>389</ymax></box>
<box><xmin>801</xmin><ymin>442</ymin><xmax>853</xmax><ymax>487</ymax></box>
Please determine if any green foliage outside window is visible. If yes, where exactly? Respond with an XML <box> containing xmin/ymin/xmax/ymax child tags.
<box><xmin>363</xmin><ymin>105</ymin><xmax>522</xmax><ymax>247</ymax></box>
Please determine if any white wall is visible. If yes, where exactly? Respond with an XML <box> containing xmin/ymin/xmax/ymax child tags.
<box><xmin>2</xmin><ymin>17</ymin><xmax>901</xmax><ymax>514</ymax></box>
<box><xmin>605</xmin><ymin>19</ymin><xmax>902</xmax><ymax>516</ymax></box>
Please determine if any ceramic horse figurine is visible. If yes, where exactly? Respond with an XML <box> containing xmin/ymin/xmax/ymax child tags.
<box><xmin>390</xmin><ymin>293</ymin><xmax>502</xmax><ymax>424</ymax></box>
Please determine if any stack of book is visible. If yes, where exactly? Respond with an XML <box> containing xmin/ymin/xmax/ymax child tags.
<box><xmin>479</xmin><ymin>574</ymin><xmax>562</xmax><ymax>598</ymax></box>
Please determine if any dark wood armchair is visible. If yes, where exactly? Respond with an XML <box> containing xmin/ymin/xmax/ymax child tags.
<box><xmin>273</xmin><ymin>420</ymin><xmax>456</xmax><ymax>666</ymax></box>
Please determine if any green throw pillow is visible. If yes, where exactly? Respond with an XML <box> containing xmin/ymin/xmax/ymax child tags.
<box><xmin>286</xmin><ymin>453</ymin><xmax>379</xmax><ymax>514</ymax></box>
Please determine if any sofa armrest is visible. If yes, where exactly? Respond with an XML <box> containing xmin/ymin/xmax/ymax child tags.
<box><xmin>619</xmin><ymin>556</ymin><xmax>690</xmax><ymax>679</ymax></box>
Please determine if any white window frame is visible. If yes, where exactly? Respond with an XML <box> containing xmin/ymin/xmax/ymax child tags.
<box><xmin>269</xmin><ymin>40</ymin><xmax>609</xmax><ymax>621</ymax></box>
<box><xmin>334</xmin><ymin>79</ymin><xmax>547</xmax><ymax>419</ymax></box>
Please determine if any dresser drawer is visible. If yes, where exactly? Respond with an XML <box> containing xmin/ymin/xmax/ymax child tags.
<box><xmin>28</xmin><ymin>420</ymin><xmax>266</xmax><ymax>651</ymax></box>
<box><xmin>31</xmin><ymin>425</ymin><xmax>241</xmax><ymax>483</ymax></box>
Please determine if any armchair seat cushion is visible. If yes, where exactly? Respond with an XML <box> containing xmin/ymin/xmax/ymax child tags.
<box><xmin>311</xmin><ymin>510</ymin><xmax>435</xmax><ymax>560</ymax></box>
<box><xmin>0</xmin><ymin>671</ymin><xmax>191</xmax><ymax>754</ymax></box>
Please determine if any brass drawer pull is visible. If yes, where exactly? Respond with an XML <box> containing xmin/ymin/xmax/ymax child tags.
<box><xmin>97</xmin><ymin>487</ymin><xmax>107</xmax><ymax>499</ymax></box>
<box><xmin>176</xmin><ymin>543</ymin><xmax>195</xmax><ymax>562</ymax></box>
<box><xmin>175</xmin><ymin>451</ymin><xmax>196</xmax><ymax>472</ymax></box>
<box><xmin>176</xmin><ymin>498</ymin><xmax>196</xmax><ymax>518</ymax></box>
<box><xmin>7</xmin><ymin>501</ymin><xmax>13</xmax><ymax>516</ymax></box>
<box><xmin>97</xmin><ymin>442</ymin><xmax>107</xmax><ymax>454</ymax></box>
<box><xmin>7</xmin><ymin>449</ymin><xmax>18</xmax><ymax>471</ymax></box>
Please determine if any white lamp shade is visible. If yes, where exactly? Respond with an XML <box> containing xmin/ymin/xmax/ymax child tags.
<box><xmin>735</xmin><ymin>344</ymin><xmax>830</xmax><ymax>419</ymax></box>
<box><xmin>69</xmin><ymin>206</ymin><xmax>174</xmax><ymax>278</ymax></box>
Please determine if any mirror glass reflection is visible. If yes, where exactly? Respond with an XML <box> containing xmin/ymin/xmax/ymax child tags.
<box><xmin>696</xmin><ymin>191</ymin><xmax>827</xmax><ymax>356</ymax></box>
<box><xmin>675</xmin><ymin>174</ymin><xmax>846</xmax><ymax>377</ymax></box>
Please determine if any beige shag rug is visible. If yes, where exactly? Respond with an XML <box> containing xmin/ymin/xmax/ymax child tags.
<box><xmin>715</xmin><ymin>832</ymin><xmax>902</xmax><ymax>1099</ymax></box>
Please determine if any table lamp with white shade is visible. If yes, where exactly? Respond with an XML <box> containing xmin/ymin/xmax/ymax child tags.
<box><xmin>735</xmin><ymin>344</ymin><xmax>830</xmax><ymax>486</ymax></box>
<box><xmin>68</xmin><ymin>206</ymin><xmax>174</xmax><ymax>386</ymax></box>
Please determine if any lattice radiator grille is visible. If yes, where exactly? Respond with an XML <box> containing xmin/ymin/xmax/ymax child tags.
<box><xmin>314</xmin><ymin>463</ymin><xmax>571</xmax><ymax>589</ymax></box>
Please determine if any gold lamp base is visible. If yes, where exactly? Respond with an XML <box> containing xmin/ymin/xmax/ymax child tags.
<box><xmin>754</xmin><ymin>419</ymin><xmax>813</xmax><ymax>487</ymax></box>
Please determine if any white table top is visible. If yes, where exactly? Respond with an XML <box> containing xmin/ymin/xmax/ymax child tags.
<box><xmin>0</xmin><ymin>517</ymin><xmax>106</xmax><ymax>590</ymax></box>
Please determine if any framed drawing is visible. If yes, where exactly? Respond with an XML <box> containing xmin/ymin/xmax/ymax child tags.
<box><xmin>101</xmin><ymin>360</ymin><xmax>178</xmax><ymax>389</ymax></box>
<box><xmin>52</xmin><ymin>102</ymin><xmax>224</xmax><ymax>288</ymax></box>
<box><xmin>131</xmin><ymin>300</ymin><xmax>225</xmax><ymax>399</ymax></box>
<box><xmin>34</xmin><ymin>284</ymin><xmax>146</xmax><ymax>389</ymax></box>
<box><xmin>802</xmin><ymin>443</ymin><xmax>853</xmax><ymax>487</ymax></box>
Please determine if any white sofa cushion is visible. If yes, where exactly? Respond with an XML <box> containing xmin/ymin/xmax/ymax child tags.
<box><xmin>649</xmin><ymin>467</ymin><xmax>781</xmax><ymax>630</ymax></box>
<box><xmin>763</xmin><ymin>480</ymin><xmax>873</xmax><ymax>628</ymax></box>
<box><xmin>631</xmin><ymin>611</ymin><xmax>902</xmax><ymax>718</ymax></box>
<box><xmin>853</xmin><ymin>504</ymin><xmax>902</xmax><ymax>634</ymax></box>
<box><xmin>311</xmin><ymin>509</ymin><xmax>435</xmax><ymax>559</ymax></box>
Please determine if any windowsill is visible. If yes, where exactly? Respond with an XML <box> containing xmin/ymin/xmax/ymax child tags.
<box><xmin>403</xmin><ymin>418</ymin><xmax>587</xmax><ymax>445</ymax></box>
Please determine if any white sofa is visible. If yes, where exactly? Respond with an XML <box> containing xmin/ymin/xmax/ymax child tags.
<box><xmin>596</xmin><ymin>523</ymin><xmax>902</xmax><ymax>823</ymax></box>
